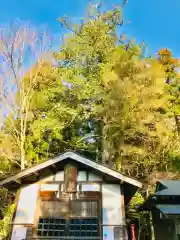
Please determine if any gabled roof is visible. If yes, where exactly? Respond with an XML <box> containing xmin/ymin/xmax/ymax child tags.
<box><xmin>156</xmin><ymin>204</ymin><xmax>180</xmax><ymax>215</ymax></box>
<box><xmin>139</xmin><ymin>180</ymin><xmax>180</xmax><ymax>211</ymax></box>
<box><xmin>0</xmin><ymin>151</ymin><xmax>142</xmax><ymax>189</ymax></box>
<box><xmin>155</xmin><ymin>180</ymin><xmax>180</xmax><ymax>196</ymax></box>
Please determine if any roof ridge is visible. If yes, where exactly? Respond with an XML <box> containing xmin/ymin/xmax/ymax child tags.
<box><xmin>0</xmin><ymin>151</ymin><xmax>142</xmax><ymax>188</ymax></box>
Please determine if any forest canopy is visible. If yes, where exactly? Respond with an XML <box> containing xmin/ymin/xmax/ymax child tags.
<box><xmin>0</xmin><ymin>4</ymin><xmax>180</xmax><ymax>236</ymax></box>
<box><xmin>0</xmin><ymin>4</ymin><xmax>179</xmax><ymax>181</ymax></box>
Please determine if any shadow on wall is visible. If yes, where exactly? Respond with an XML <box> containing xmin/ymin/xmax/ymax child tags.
<box><xmin>14</xmin><ymin>209</ymin><xmax>29</xmax><ymax>224</ymax></box>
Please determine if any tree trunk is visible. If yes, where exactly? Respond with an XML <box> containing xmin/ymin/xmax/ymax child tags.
<box><xmin>175</xmin><ymin>115</ymin><xmax>180</xmax><ymax>135</ymax></box>
<box><xmin>20</xmin><ymin>117</ymin><xmax>26</xmax><ymax>170</ymax></box>
<box><xmin>101</xmin><ymin>123</ymin><xmax>109</xmax><ymax>164</ymax></box>
<box><xmin>20</xmin><ymin>140</ymin><xmax>25</xmax><ymax>170</ymax></box>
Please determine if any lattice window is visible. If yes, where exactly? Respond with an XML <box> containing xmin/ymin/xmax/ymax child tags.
<box><xmin>37</xmin><ymin>218</ymin><xmax>65</xmax><ymax>237</ymax></box>
<box><xmin>69</xmin><ymin>218</ymin><xmax>99</xmax><ymax>238</ymax></box>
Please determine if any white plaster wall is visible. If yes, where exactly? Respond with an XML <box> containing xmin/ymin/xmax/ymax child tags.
<box><xmin>102</xmin><ymin>184</ymin><xmax>122</xmax><ymax>225</ymax></box>
<box><xmin>102</xmin><ymin>184</ymin><xmax>124</xmax><ymax>239</ymax></box>
<box><xmin>11</xmin><ymin>225</ymin><xmax>27</xmax><ymax>240</ymax></box>
<box><xmin>89</xmin><ymin>171</ymin><xmax>102</xmax><ymax>181</ymax></box>
<box><xmin>39</xmin><ymin>174</ymin><xmax>54</xmax><ymax>181</ymax></box>
<box><xmin>77</xmin><ymin>171</ymin><xmax>87</xmax><ymax>181</ymax></box>
<box><xmin>55</xmin><ymin>171</ymin><xmax>64</xmax><ymax>181</ymax></box>
<box><xmin>14</xmin><ymin>184</ymin><xmax>39</xmax><ymax>224</ymax></box>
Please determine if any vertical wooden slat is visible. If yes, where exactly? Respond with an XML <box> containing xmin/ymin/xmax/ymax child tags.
<box><xmin>120</xmin><ymin>185</ymin><xmax>126</xmax><ymax>225</ymax></box>
<box><xmin>32</xmin><ymin>184</ymin><xmax>41</xmax><ymax>237</ymax></box>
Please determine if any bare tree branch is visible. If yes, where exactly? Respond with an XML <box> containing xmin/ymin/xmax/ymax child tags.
<box><xmin>0</xmin><ymin>20</ymin><xmax>52</xmax><ymax>170</ymax></box>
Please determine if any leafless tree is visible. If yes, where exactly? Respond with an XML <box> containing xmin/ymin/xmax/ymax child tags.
<box><xmin>0</xmin><ymin>20</ymin><xmax>52</xmax><ymax>170</ymax></box>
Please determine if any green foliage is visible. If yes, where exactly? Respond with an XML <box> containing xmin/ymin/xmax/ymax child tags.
<box><xmin>0</xmin><ymin>188</ymin><xmax>15</xmax><ymax>238</ymax></box>
<box><xmin>0</xmin><ymin>5</ymin><xmax>180</xmax><ymax>177</ymax></box>
<box><xmin>158</xmin><ymin>49</ymin><xmax>180</xmax><ymax>132</ymax></box>
<box><xmin>55</xmin><ymin>7</ymin><xmax>180</xmax><ymax>179</ymax></box>
<box><xmin>0</xmin><ymin>4</ymin><xmax>180</xmax><ymax>226</ymax></box>
<box><xmin>129</xmin><ymin>192</ymin><xmax>144</xmax><ymax>210</ymax></box>
<box><xmin>0</xmin><ymin>203</ymin><xmax>16</xmax><ymax>238</ymax></box>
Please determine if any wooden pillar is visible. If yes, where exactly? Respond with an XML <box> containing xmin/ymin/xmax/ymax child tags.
<box><xmin>120</xmin><ymin>185</ymin><xmax>125</xmax><ymax>225</ymax></box>
<box><xmin>64</xmin><ymin>163</ymin><xmax>78</xmax><ymax>193</ymax></box>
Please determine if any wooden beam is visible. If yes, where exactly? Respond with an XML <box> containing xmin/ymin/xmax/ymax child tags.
<box><xmin>14</xmin><ymin>179</ymin><xmax>21</xmax><ymax>184</ymax></box>
<box><xmin>52</xmin><ymin>164</ymin><xmax>57</xmax><ymax>169</ymax></box>
<box><xmin>49</xmin><ymin>164</ymin><xmax>57</xmax><ymax>174</ymax></box>
<box><xmin>34</xmin><ymin>171</ymin><xmax>39</xmax><ymax>176</ymax></box>
<box><xmin>0</xmin><ymin>151</ymin><xmax>142</xmax><ymax>188</ymax></box>
<box><xmin>48</xmin><ymin>165</ymin><xmax>56</xmax><ymax>174</ymax></box>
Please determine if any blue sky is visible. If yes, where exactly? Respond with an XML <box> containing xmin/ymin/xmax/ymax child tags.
<box><xmin>0</xmin><ymin>0</ymin><xmax>180</xmax><ymax>57</ymax></box>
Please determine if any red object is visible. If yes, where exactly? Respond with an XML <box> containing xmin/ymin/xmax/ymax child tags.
<box><xmin>131</xmin><ymin>224</ymin><xmax>136</xmax><ymax>240</ymax></box>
